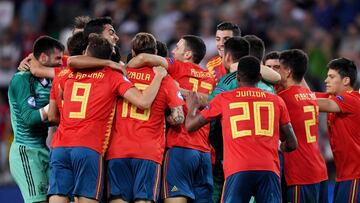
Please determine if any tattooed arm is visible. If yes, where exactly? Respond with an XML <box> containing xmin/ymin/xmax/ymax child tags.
<box><xmin>166</xmin><ymin>106</ymin><xmax>185</xmax><ymax>125</ymax></box>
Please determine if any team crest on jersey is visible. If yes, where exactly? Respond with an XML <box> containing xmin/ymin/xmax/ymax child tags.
<box><xmin>27</xmin><ymin>96</ymin><xmax>36</xmax><ymax>107</ymax></box>
<box><xmin>123</xmin><ymin>75</ymin><xmax>130</xmax><ymax>82</ymax></box>
<box><xmin>336</xmin><ymin>95</ymin><xmax>344</xmax><ymax>101</ymax></box>
<box><xmin>177</xmin><ymin>91</ymin><xmax>184</xmax><ymax>100</ymax></box>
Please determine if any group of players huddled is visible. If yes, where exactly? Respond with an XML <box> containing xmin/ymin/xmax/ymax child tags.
<box><xmin>7</xmin><ymin>16</ymin><xmax>360</xmax><ymax>203</ymax></box>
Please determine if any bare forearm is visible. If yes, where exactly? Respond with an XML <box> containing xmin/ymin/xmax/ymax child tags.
<box><xmin>68</xmin><ymin>55</ymin><xmax>110</xmax><ymax>69</ymax></box>
<box><xmin>138</xmin><ymin>74</ymin><xmax>164</xmax><ymax>108</ymax></box>
<box><xmin>127</xmin><ymin>53</ymin><xmax>168</xmax><ymax>69</ymax></box>
<box><xmin>280</xmin><ymin>123</ymin><xmax>298</xmax><ymax>152</ymax></box>
<box><xmin>261</xmin><ymin>65</ymin><xmax>281</xmax><ymax>84</ymax></box>
<box><xmin>31</xmin><ymin>66</ymin><xmax>55</xmax><ymax>79</ymax></box>
<box><xmin>317</xmin><ymin>98</ymin><xmax>341</xmax><ymax>112</ymax></box>
<box><xmin>166</xmin><ymin>106</ymin><xmax>185</xmax><ymax>125</ymax></box>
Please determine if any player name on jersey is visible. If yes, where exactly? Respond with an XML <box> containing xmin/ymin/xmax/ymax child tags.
<box><xmin>127</xmin><ymin>72</ymin><xmax>151</xmax><ymax>81</ymax></box>
<box><xmin>236</xmin><ymin>90</ymin><xmax>266</xmax><ymax>98</ymax></box>
<box><xmin>294</xmin><ymin>92</ymin><xmax>316</xmax><ymax>101</ymax></box>
<box><xmin>190</xmin><ymin>68</ymin><xmax>213</xmax><ymax>78</ymax></box>
<box><xmin>67</xmin><ymin>71</ymin><xmax>105</xmax><ymax>80</ymax></box>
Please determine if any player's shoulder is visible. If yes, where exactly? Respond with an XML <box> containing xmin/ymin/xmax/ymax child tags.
<box><xmin>10</xmin><ymin>71</ymin><xmax>31</xmax><ymax>84</ymax></box>
<box><xmin>219</xmin><ymin>72</ymin><xmax>236</xmax><ymax>85</ymax></box>
<box><xmin>206</xmin><ymin>55</ymin><xmax>222</xmax><ymax>68</ymax></box>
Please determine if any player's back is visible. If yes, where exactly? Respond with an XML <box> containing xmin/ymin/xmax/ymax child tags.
<box><xmin>213</xmin><ymin>86</ymin><xmax>289</xmax><ymax>178</ymax></box>
<box><xmin>106</xmin><ymin>66</ymin><xmax>184</xmax><ymax>164</ymax></box>
<box><xmin>166</xmin><ymin>59</ymin><xmax>216</xmax><ymax>152</ymax></box>
<box><xmin>327</xmin><ymin>90</ymin><xmax>360</xmax><ymax>181</ymax></box>
<box><xmin>54</xmin><ymin>67</ymin><xmax>133</xmax><ymax>155</ymax></box>
<box><xmin>278</xmin><ymin>86</ymin><xmax>327</xmax><ymax>185</ymax></box>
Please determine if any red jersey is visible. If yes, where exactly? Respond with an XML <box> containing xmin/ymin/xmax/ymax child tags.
<box><xmin>206</xmin><ymin>55</ymin><xmax>227</xmax><ymax>83</ymax></box>
<box><xmin>166</xmin><ymin>58</ymin><xmax>216</xmax><ymax>152</ymax></box>
<box><xmin>278</xmin><ymin>86</ymin><xmax>328</xmax><ymax>185</ymax></box>
<box><xmin>327</xmin><ymin>91</ymin><xmax>360</xmax><ymax>181</ymax></box>
<box><xmin>200</xmin><ymin>87</ymin><xmax>290</xmax><ymax>178</ymax></box>
<box><xmin>106</xmin><ymin>67</ymin><xmax>184</xmax><ymax>163</ymax></box>
<box><xmin>52</xmin><ymin>67</ymin><xmax>134</xmax><ymax>155</ymax></box>
<box><xmin>50</xmin><ymin>68</ymin><xmax>72</xmax><ymax>115</ymax></box>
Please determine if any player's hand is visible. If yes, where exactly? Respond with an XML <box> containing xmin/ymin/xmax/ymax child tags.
<box><xmin>109</xmin><ymin>60</ymin><xmax>127</xmax><ymax>76</ymax></box>
<box><xmin>29</xmin><ymin>55</ymin><xmax>41</xmax><ymax>74</ymax></box>
<box><xmin>153</xmin><ymin>66</ymin><xmax>167</xmax><ymax>78</ymax></box>
<box><xmin>17</xmin><ymin>54</ymin><xmax>32</xmax><ymax>72</ymax></box>
<box><xmin>186</xmin><ymin>91</ymin><xmax>200</xmax><ymax>115</ymax></box>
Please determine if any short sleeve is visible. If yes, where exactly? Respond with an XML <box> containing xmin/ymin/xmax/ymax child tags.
<box><xmin>111</xmin><ymin>71</ymin><xmax>134</xmax><ymax>96</ymax></box>
<box><xmin>200</xmin><ymin>94</ymin><xmax>223</xmax><ymax>121</ymax></box>
<box><xmin>166</xmin><ymin>57</ymin><xmax>181</xmax><ymax>76</ymax></box>
<box><xmin>165</xmin><ymin>76</ymin><xmax>185</xmax><ymax>108</ymax></box>
<box><xmin>277</xmin><ymin>96</ymin><xmax>291</xmax><ymax>125</ymax></box>
<box><xmin>330</xmin><ymin>92</ymin><xmax>356</xmax><ymax>114</ymax></box>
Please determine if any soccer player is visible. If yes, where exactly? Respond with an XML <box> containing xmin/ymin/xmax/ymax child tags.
<box><xmin>106</xmin><ymin>32</ymin><xmax>185</xmax><ymax>203</ymax></box>
<box><xmin>127</xmin><ymin>35</ymin><xmax>216</xmax><ymax>203</ymax></box>
<box><xmin>19</xmin><ymin>16</ymin><xmax>125</xmax><ymax>80</ymax></box>
<box><xmin>206</xmin><ymin>22</ymin><xmax>241</xmax><ymax>82</ymax></box>
<box><xmin>47</xmin><ymin>34</ymin><xmax>167</xmax><ymax>203</ymax></box>
<box><xmin>263</xmin><ymin>51</ymin><xmax>280</xmax><ymax>71</ymax></box>
<box><xmin>8</xmin><ymin>36</ymin><xmax>64</xmax><ymax>203</ymax></box>
<box><xmin>316</xmin><ymin>58</ymin><xmax>360</xmax><ymax>203</ymax></box>
<box><xmin>208</xmin><ymin>35</ymin><xmax>280</xmax><ymax>203</ymax></box>
<box><xmin>185</xmin><ymin>56</ymin><xmax>298</xmax><ymax>203</ymax></box>
<box><xmin>277</xmin><ymin>49</ymin><xmax>328</xmax><ymax>203</ymax></box>
<box><xmin>72</xmin><ymin>16</ymin><xmax>91</xmax><ymax>34</ymax></box>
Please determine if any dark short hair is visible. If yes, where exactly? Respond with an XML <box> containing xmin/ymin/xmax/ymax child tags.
<box><xmin>243</xmin><ymin>35</ymin><xmax>265</xmax><ymax>61</ymax></box>
<box><xmin>87</xmin><ymin>33</ymin><xmax>113</xmax><ymax>60</ymax></box>
<box><xmin>67</xmin><ymin>31</ymin><xmax>87</xmax><ymax>56</ymax></box>
<box><xmin>224</xmin><ymin>37</ymin><xmax>249</xmax><ymax>62</ymax></box>
<box><xmin>131</xmin><ymin>32</ymin><xmax>157</xmax><ymax>55</ymax></box>
<box><xmin>279</xmin><ymin>49</ymin><xmax>308</xmax><ymax>83</ymax></box>
<box><xmin>237</xmin><ymin>56</ymin><xmax>261</xmax><ymax>85</ymax></box>
<box><xmin>216</xmin><ymin>22</ymin><xmax>241</xmax><ymax>36</ymax></box>
<box><xmin>182</xmin><ymin>35</ymin><xmax>206</xmax><ymax>64</ymax></box>
<box><xmin>73</xmin><ymin>16</ymin><xmax>91</xmax><ymax>30</ymax></box>
<box><xmin>33</xmin><ymin>36</ymin><xmax>65</xmax><ymax>59</ymax></box>
<box><xmin>156</xmin><ymin>40</ymin><xmax>168</xmax><ymax>57</ymax></box>
<box><xmin>84</xmin><ymin>17</ymin><xmax>113</xmax><ymax>39</ymax></box>
<box><xmin>110</xmin><ymin>45</ymin><xmax>121</xmax><ymax>63</ymax></box>
<box><xmin>327</xmin><ymin>58</ymin><xmax>357</xmax><ymax>87</ymax></box>
<box><xmin>263</xmin><ymin>51</ymin><xmax>280</xmax><ymax>63</ymax></box>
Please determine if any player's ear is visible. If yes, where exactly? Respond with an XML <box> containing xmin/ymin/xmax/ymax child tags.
<box><xmin>342</xmin><ymin>76</ymin><xmax>351</xmax><ymax>86</ymax></box>
<box><xmin>39</xmin><ymin>52</ymin><xmax>48</xmax><ymax>64</ymax></box>
<box><xmin>184</xmin><ymin>50</ymin><xmax>192</xmax><ymax>60</ymax></box>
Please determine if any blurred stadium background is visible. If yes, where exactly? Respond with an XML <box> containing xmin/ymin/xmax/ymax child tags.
<box><xmin>0</xmin><ymin>0</ymin><xmax>359</xmax><ymax>202</ymax></box>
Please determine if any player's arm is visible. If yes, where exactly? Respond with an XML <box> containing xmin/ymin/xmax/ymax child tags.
<box><xmin>67</xmin><ymin>55</ymin><xmax>127</xmax><ymax>74</ymax></box>
<box><xmin>260</xmin><ymin>64</ymin><xmax>281</xmax><ymax>84</ymax></box>
<box><xmin>185</xmin><ymin>91</ymin><xmax>209</xmax><ymax>132</ymax></box>
<box><xmin>9</xmin><ymin>76</ymin><xmax>49</xmax><ymax>125</ymax></box>
<box><xmin>17</xmin><ymin>54</ymin><xmax>56</xmax><ymax>79</ymax></box>
<box><xmin>175</xmin><ymin>81</ymin><xmax>209</xmax><ymax>107</ymax></box>
<box><xmin>166</xmin><ymin>106</ymin><xmax>185</xmax><ymax>125</ymax></box>
<box><xmin>48</xmin><ymin>99</ymin><xmax>59</xmax><ymax>124</ymax></box>
<box><xmin>279</xmin><ymin>123</ymin><xmax>298</xmax><ymax>152</ymax></box>
<box><xmin>123</xmin><ymin>66</ymin><xmax>167</xmax><ymax>109</ymax></box>
<box><xmin>126</xmin><ymin>53</ymin><xmax>168</xmax><ymax>69</ymax></box>
<box><xmin>317</xmin><ymin>98</ymin><xmax>341</xmax><ymax>113</ymax></box>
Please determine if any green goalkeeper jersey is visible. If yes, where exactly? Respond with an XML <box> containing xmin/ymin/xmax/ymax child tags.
<box><xmin>8</xmin><ymin>72</ymin><xmax>51</xmax><ymax>147</ymax></box>
<box><xmin>208</xmin><ymin>71</ymin><xmax>275</xmax><ymax>100</ymax></box>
